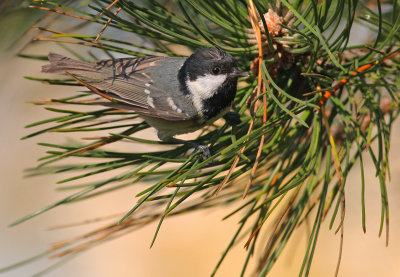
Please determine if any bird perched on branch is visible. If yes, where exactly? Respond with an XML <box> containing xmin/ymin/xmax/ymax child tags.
<box><xmin>42</xmin><ymin>47</ymin><xmax>247</xmax><ymax>158</ymax></box>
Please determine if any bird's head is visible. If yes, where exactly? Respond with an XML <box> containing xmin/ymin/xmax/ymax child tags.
<box><xmin>179</xmin><ymin>47</ymin><xmax>247</xmax><ymax>101</ymax></box>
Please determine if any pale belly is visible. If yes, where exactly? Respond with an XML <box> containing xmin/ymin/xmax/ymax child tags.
<box><xmin>142</xmin><ymin>107</ymin><xmax>230</xmax><ymax>140</ymax></box>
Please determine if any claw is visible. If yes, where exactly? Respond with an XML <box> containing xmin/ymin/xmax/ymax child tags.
<box><xmin>166</xmin><ymin>138</ymin><xmax>211</xmax><ymax>160</ymax></box>
<box><xmin>223</xmin><ymin>111</ymin><xmax>241</xmax><ymax>125</ymax></box>
<box><xmin>193</xmin><ymin>144</ymin><xmax>211</xmax><ymax>159</ymax></box>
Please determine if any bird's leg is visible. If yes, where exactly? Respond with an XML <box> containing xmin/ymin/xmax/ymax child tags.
<box><xmin>223</xmin><ymin>111</ymin><xmax>242</xmax><ymax>125</ymax></box>
<box><xmin>166</xmin><ymin>138</ymin><xmax>211</xmax><ymax>159</ymax></box>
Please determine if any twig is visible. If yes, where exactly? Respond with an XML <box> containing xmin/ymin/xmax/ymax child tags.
<box><xmin>334</xmin><ymin>216</ymin><xmax>344</xmax><ymax>277</ymax></box>
<box><xmin>29</xmin><ymin>5</ymin><xmax>93</xmax><ymax>21</ymax></box>
<box><xmin>319</xmin><ymin>48</ymin><xmax>400</xmax><ymax>106</ymax></box>
<box><xmin>215</xmin><ymin>0</ymin><xmax>268</xmax><ymax>196</ymax></box>
<box><xmin>243</xmin><ymin>0</ymin><xmax>268</xmax><ymax>198</ymax></box>
<box><xmin>95</xmin><ymin>0</ymin><xmax>122</xmax><ymax>42</ymax></box>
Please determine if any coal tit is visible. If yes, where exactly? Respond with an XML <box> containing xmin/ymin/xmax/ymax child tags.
<box><xmin>42</xmin><ymin>47</ymin><xmax>247</xmax><ymax>157</ymax></box>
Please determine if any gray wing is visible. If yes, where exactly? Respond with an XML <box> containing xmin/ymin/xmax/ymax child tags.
<box><xmin>42</xmin><ymin>53</ymin><xmax>192</xmax><ymax>121</ymax></box>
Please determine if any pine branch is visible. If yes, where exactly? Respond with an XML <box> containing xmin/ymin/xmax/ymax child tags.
<box><xmin>2</xmin><ymin>0</ymin><xmax>400</xmax><ymax>276</ymax></box>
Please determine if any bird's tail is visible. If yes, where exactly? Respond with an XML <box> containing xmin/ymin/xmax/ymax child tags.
<box><xmin>42</xmin><ymin>53</ymin><xmax>92</xmax><ymax>73</ymax></box>
<box><xmin>42</xmin><ymin>53</ymin><xmax>108</xmax><ymax>81</ymax></box>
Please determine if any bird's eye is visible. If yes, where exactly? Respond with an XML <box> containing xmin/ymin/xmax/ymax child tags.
<box><xmin>212</xmin><ymin>67</ymin><xmax>221</xmax><ymax>75</ymax></box>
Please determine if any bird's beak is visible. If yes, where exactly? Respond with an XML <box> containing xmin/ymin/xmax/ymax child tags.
<box><xmin>231</xmin><ymin>68</ymin><xmax>249</xmax><ymax>78</ymax></box>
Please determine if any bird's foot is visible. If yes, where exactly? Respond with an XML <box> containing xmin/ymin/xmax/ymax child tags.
<box><xmin>192</xmin><ymin>144</ymin><xmax>211</xmax><ymax>159</ymax></box>
<box><xmin>223</xmin><ymin>111</ymin><xmax>241</xmax><ymax>125</ymax></box>
<box><xmin>166</xmin><ymin>138</ymin><xmax>211</xmax><ymax>160</ymax></box>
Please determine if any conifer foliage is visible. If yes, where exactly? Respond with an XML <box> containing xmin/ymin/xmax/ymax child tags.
<box><xmin>2</xmin><ymin>0</ymin><xmax>400</xmax><ymax>276</ymax></box>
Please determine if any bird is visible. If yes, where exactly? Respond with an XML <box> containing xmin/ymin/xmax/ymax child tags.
<box><xmin>42</xmin><ymin>47</ymin><xmax>247</xmax><ymax>158</ymax></box>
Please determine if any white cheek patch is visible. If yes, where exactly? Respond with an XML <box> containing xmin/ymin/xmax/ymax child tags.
<box><xmin>186</xmin><ymin>74</ymin><xmax>227</xmax><ymax>99</ymax></box>
<box><xmin>186</xmin><ymin>74</ymin><xmax>227</xmax><ymax>115</ymax></box>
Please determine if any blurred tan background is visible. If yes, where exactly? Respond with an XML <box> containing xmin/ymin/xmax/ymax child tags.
<box><xmin>1</xmin><ymin>23</ymin><xmax>400</xmax><ymax>277</ymax></box>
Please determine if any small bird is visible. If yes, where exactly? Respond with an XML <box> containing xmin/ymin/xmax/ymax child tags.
<box><xmin>42</xmin><ymin>47</ymin><xmax>247</xmax><ymax>157</ymax></box>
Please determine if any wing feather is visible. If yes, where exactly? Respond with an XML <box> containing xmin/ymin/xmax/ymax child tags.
<box><xmin>42</xmin><ymin>54</ymin><xmax>191</xmax><ymax>121</ymax></box>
